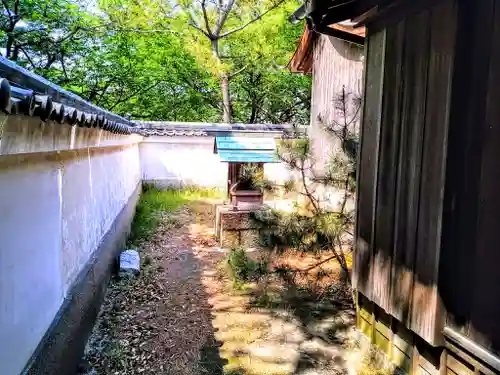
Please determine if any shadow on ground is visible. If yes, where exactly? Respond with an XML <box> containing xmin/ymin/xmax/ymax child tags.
<box><xmin>82</xmin><ymin>199</ymin><xmax>228</xmax><ymax>375</ymax></box>
<box><xmin>252</xmin><ymin>277</ymin><xmax>355</xmax><ymax>375</ymax></box>
<box><xmin>176</xmin><ymin>200</ymin><xmax>396</xmax><ymax>375</ymax></box>
<box><xmin>83</xmin><ymin>199</ymin><xmax>392</xmax><ymax>375</ymax></box>
<box><xmin>204</xmin><ymin>246</ymin><xmax>362</xmax><ymax>375</ymax></box>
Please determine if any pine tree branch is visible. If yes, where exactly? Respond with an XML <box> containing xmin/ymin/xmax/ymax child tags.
<box><xmin>300</xmin><ymin>256</ymin><xmax>338</xmax><ymax>273</ymax></box>
<box><xmin>252</xmin><ymin>86</ymin><xmax>359</xmax><ymax>277</ymax></box>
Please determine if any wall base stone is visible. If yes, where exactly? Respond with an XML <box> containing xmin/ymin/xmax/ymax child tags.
<box><xmin>356</xmin><ymin>291</ymin><xmax>500</xmax><ymax>375</ymax></box>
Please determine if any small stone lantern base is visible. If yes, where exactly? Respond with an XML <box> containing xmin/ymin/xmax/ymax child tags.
<box><xmin>215</xmin><ymin>205</ymin><xmax>264</xmax><ymax>249</ymax></box>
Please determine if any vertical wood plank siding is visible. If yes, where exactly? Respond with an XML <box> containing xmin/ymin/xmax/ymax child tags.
<box><xmin>310</xmin><ymin>34</ymin><xmax>363</xmax><ymax>173</ymax></box>
<box><xmin>438</xmin><ymin>0</ymin><xmax>496</xmax><ymax>342</ymax></box>
<box><xmin>355</xmin><ymin>0</ymin><xmax>500</xmax><ymax>363</ymax></box>
<box><xmin>355</xmin><ymin>0</ymin><xmax>457</xmax><ymax>345</ymax></box>
<box><xmin>372</xmin><ymin>21</ymin><xmax>405</xmax><ymax>313</ymax></box>
<box><xmin>468</xmin><ymin>0</ymin><xmax>500</xmax><ymax>355</ymax></box>
<box><xmin>372</xmin><ymin>19</ymin><xmax>405</xmax><ymax>312</ymax></box>
<box><xmin>391</xmin><ymin>9</ymin><xmax>430</xmax><ymax>325</ymax></box>
<box><xmin>436</xmin><ymin>0</ymin><xmax>500</xmax><ymax>358</ymax></box>
<box><xmin>353</xmin><ymin>29</ymin><xmax>385</xmax><ymax>298</ymax></box>
<box><xmin>410</xmin><ymin>0</ymin><xmax>456</xmax><ymax>344</ymax></box>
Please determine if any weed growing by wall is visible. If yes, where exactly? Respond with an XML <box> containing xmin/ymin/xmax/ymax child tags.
<box><xmin>128</xmin><ymin>185</ymin><xmax>222</xmax><ymax>246</ymax></box>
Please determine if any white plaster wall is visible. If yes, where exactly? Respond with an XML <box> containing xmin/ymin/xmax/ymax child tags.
<box><xmin>140</xmin><ymin>137</ymin><xmax>227</xmax><ymax>189</ymax></box>
<box><xmin>264</xmin><ymin>162</ymin><xmax>295</xmax><ymax>185</ymax></box>
<box><xmin>0</xmin><ymin>163</ymin><xmax>64</xmax><ymax>375</ymax></box>
<box><xmin>0</xmin><ymin>114</ymin><xmax>141</xmax><ymax>375</ymax></box>
<box><xmin>61</xmin><ymin>146</ymin><xmax>141</xmax><ymax>291</ymax></box>
<box><xmin>0</xmin><ymin>114</ymin><xmax>142</xmax><ymax>155</ymax></box>
<box><xmin>0</xmin><ymin>117</ymin><xmax>300</xmax><ymax>375</ymax></box>
<box><xmin>140</xmin><ymin>136</ymin><xmax>296</xmax><ymax>189</ymax></box>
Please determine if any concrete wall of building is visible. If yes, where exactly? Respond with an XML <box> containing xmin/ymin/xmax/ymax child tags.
<box><xmin>0</xmin><ymin>114</ymin><xmax>142</xmax><ymax>375</ymax></box>
<box><xmin>139</xmin><ymin>136</ymin><xmax>295</xmax><ymax>191</ymax></box>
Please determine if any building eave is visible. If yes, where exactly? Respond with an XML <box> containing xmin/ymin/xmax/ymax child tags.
<box><xmin>288</xmin><ymin>23</ymin><xmax>318</xmax><ymax>74</ymax></box>
<box><xmin>288</xmin><ymin>0</ymin><xmax>373</xmax><ymax>75</ymax></box>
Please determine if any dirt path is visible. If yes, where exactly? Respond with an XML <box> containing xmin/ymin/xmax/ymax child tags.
<box><xmin>83</xmin><ymin>199</ymin><xmax>373</xmax><ymax>375</ymax></box>
<box><xmin>84</xmin><ymin>201</ymin><xmax>225</xmax><ymax>375</ymax></box>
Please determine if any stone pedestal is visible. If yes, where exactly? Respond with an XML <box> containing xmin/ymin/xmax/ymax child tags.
<box><xmin>215</xmin><ymin>205</ymin><xmax>264</xmax><ymax>249</ymax></box>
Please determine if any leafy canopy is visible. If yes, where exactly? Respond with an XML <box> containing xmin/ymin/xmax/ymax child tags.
<box><xmin>0</xmin><ymin>0</ymin><xmax>311</xmax><ymax>123</ymax></box>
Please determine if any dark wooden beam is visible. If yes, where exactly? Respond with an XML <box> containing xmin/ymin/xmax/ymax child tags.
<box><xmin>317</xmin><ymin>24</ymin><xmax>365</xmax><ymax>45</ymax></box>
<box><xmin>357</xmin><ymin>0</ymin><xmax>442</xmax><ymax>30</ymax></box>
<box><xmin>444</xmin><ymin>327</ymin><xmax>500</xmax><ymax>372</ymax></box>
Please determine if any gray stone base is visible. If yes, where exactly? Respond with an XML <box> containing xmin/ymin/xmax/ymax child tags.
<box><xmin>216</xmin><ymin>205</ymin><xmax>263</xmax><ymax>249</ymax></box>
<box><xmin>22</xmin><ymin>183</ymin><xmax>142</xmax><ymax>375</ymax></box>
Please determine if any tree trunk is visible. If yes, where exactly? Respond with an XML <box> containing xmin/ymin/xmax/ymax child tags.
<box><xmin>211</xmin><ymin>39</ymin><xmax>232</xmax><ymax>123</ymax></box>
<box><xmin>12</xmin><ymin>45</ymin><xmax>20</xmax><ymax>61</ymax></box>
<box><xmin>6</xmin><ymin>35</ymin><xmax>14</xmax><ymax>59</ymax></box>
<box><xmin>221</xmin><ymin>71</ymin><xmax>232</xmax><ymax>123</ymax></box>
<box><xmin>249</xmin><ymin>96</ymin><xmax>260</xmax><ymax>123</ymax></box>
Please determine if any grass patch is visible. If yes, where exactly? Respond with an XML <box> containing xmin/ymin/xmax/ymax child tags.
<box><xmin>358</xmin><ymin>348</ymin><xmax>395</xmax><ymax>375</ymax></box>
<box><xmin>84</xmin><ymin>185</ymin><xmax>223</xmax><ymax>375</ymax></box>
<box><xmin>127</xmin><ymin>184</ymin><xmax>222</xmax><ymax>246</ymax></box>
<box><xmin>224</xmin><ymin>248</ymin><xmax>269</xmax><ymax>290</ymax></box>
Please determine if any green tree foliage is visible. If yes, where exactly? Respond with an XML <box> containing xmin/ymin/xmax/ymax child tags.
<box><xmin>67</xmin><ymin>25</ymin><xmax>221</xmax><ymax>120</ymax></box>
<box><xmin>168</xmin><ymin>0</ymin><xmax>309</xmax><ymax>122</ymax></box>
<box><xmin>0</xmin><ymin>0</ymin><xmax>98</xmax><ymax>76</ymax></box>
<box><xmin>231</xmin><ymin>65</ymin><xmax>311</xmax><ymax>124</ymax></box>
<box><xmin>0</xmin><ymin>0</ymin><xmax>310</xmax><ymax>123</ymax></box>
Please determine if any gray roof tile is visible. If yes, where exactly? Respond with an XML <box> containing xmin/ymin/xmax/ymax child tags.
<box><xmin>134</xmin><ymin>121</ymin><xmax>307</xmax><ymax>137</ymax></box>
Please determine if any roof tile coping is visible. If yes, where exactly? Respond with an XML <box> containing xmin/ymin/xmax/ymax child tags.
<box><xmin>134</xmin><ymin>121</ymin><xmax>308</xmax><ymax>137</ymax></box>
<box><xmin>0</xmin><ymin>57</ymin><xmax>144</xmax><ymax>136</ymax></box>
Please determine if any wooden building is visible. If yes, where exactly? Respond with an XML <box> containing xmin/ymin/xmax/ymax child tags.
<box><xmin>289</xmin><ymin>15</ymin><xmax>365</xmax><ymax>175</ymax></box>
<box><xmin>295</xmin><ymin>0</ymin><xmax>500</xmax><ymax>373</ymax></box>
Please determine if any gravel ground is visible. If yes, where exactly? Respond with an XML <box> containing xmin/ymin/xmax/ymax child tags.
<box><xmin>82</xmin><ymin>199</ymin><xmax>381</xmax><ymax>375</ymax></box>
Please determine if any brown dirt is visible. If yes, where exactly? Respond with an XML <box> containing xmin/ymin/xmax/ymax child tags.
<box><xmin>83</xmin><ymin>199</ymin><xmax>367</xmax><ymax>375</ymax></box>
<box><xmin>83</xmin><ymin>201</ymin><xmax>225</xmax><ymax>375</ymax></box>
